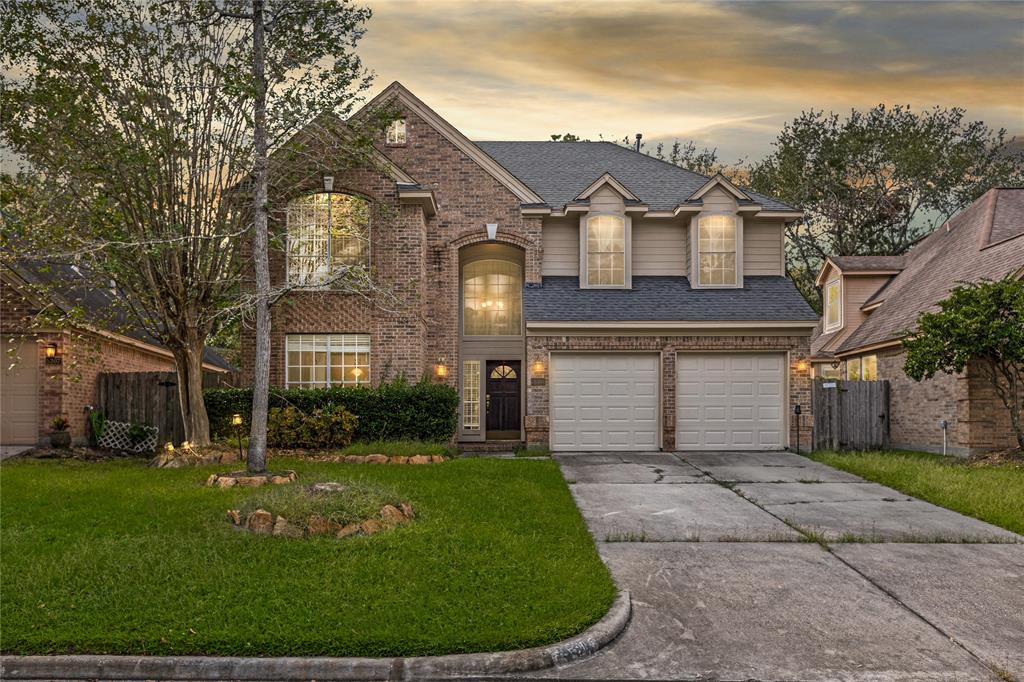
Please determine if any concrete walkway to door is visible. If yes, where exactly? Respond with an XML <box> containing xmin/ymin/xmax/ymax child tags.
<box><xmin>527</xmin><ymin>451</ymin><xmax>1024</xmax><ymax>682</ymax></box>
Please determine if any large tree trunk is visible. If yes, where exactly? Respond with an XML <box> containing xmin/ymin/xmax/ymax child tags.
<box><xmin>247</xmin><ymin>0</ymin><xmax>271</xmax><ymax>473</ymax></box>
<box><xmin>172</xmin><ymin>339</ymin><xmax>211</xmax><ymax>447</ymax></box>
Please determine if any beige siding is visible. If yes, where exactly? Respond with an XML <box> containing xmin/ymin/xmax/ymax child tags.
<box><xmin>743</xmin><ymin>220</ymin><xmax>784</xmax><ymax>276</ymax></box>
<box><xmin>700</xmin><ymin>186</ymin><xmax>738</xmax><ymax>213</ymax></box>
<box><xmin>633</xmin><ymin>218</ymin><xmax>687</xmax><ymax>276</ymax></box>
<box><xmin>589</xmin><ymin>185</ymin><xmax>626</xmax><ymax>213</ymax></box>
<box><xmin>542</xmin><ymin>217</ymin><xmax>578</xmax><ymax>276</ymax></box>
<box><xmin>826</xmin><ymin>273</ymin><xmax>893</xmax><ymax>347</ymax></box>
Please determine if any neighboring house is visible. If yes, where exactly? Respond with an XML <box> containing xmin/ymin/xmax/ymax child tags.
<box><xmin>242</xmin><ymin>82</ymin><xmax>818</xmax><ymax>452</ymax></box>
<box><xmin>810</xmin><ymin>188</ymin><xmax>1024</xmax><ymax>455</ymax></box>
<box><xmin>1</xmin><ymin>263</ymin><xmax>234</xmax><ymax>447</ymax></box>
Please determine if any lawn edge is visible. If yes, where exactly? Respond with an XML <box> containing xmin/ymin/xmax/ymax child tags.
<box><xmin>0</xmin><ymin>591</ymin><xmax>631</xmax><ymax>681</ymax></box>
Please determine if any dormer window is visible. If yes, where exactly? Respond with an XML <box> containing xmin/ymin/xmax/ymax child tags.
<box><xmin>584</xmin><ymin>215</ymin><xmax>627</xmax><ymax>287</ymax></box>
<box><xmin>697</xmin><ymin>215</ymin><xmax>738</xmax><ymax>286</ymax></box>
<box><xmin>824</xmin><ymin>279</ymin><xmax>842</xmax><ymax>332</ymax></box>
<box><xmin>386</xmin><ymin>118</ymin><xmax>407</xmax><ymax>145</ymax></box>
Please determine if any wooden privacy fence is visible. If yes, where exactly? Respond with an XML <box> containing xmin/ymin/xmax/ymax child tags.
<box><xmin>96</xmin><ymin>371</ymin><xmax>229</xmax><ymax>446</ymax></box>
<box><xmin>812</xmin><ymin>379</ymin><xmax>890</xmax><ymax>451</ymax></box>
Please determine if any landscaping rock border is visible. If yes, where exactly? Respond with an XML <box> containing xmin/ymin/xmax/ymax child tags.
<box><xmin>0</xmin><ymin>591</ymin><xmax>630</xmax><ymax>680</ymax></box>
<box><xmin>228</xmin><ymin>499</ymin><xmax>415</xmax><ymax>538</ymax></box>
<box><xmin>312</xmin><ymin>454</ymin><xmax>448</xmax><ymax>464</ymax></box>
<box><xmin>206</xmin><ymin>471</ymin><xmax>297</xmax><ymax>488</ymax></box>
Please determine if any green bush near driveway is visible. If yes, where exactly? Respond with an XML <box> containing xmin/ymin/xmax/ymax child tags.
<box><xmin>205</xmin><ymin>379</ymin><xmax>458</xmax><ymax>443</ymax></box>
<box><xmin>0</xmin><ymin>457</ymin><xmax>615</xmax><ymax>657</ymax></box>
<box><xmin>808</xmin><ymin>449</ymin><xmax>1024</xmax><ymax>534</ymax></box>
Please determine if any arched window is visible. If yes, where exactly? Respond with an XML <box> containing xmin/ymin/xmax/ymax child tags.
<box><xmin>286</xmin><ymin>193</ymin><xmax>370</xmax><ymax>286</ymax></box>
<box><xmin>462</xmin><ymin>259</ymin><xmax>522</xmax><ymax>336</ymax></box>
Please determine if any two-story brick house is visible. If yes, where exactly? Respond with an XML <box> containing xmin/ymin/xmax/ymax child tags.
<box><xmin>810</xmin><ymin>188</ymin><xmax>1024</xmax><ymax>455</ymax></box>
<box><xmin>242</xmin><ymin>82</ymin><xmax>818</xmax><ymax>452</ymax></box>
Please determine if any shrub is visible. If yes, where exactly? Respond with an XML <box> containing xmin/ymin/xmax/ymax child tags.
<box><xmin>266</xmin><ymin>405</ymin><xmax>357</xmax><ymax>449</ymax></box>
<box><xmin>205</xmin><ymin>378</ymin><xmax>459</xmax><ymax>443</ymax></box>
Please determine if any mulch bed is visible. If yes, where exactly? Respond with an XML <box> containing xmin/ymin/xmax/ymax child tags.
<box><xmin>966</xmin><ymin>447</ymin><xmax>1024</xmax><ymax>469</ymax></box>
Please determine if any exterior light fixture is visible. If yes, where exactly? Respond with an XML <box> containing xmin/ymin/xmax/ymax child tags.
<box><xmin>486</xmin><ymin>223</ymin><xmax>498</xmax><ymax>241</ymax></box>
<box><xmin>44</xmin><ymin>343</ymin><xmax>61</xmax><ymax>365</ymax></box>
<box><xmin>532</xmin><ymin>360</ymin><xmax>546</xmax><ymax>376</ymax></box>
<box><xmin>231</xmin><ymin>414</ymin><xmax>245</xmax><ymax>462</ymax></box>
<box><xmin>434</xmin><ymin>355</ymin><xmax>449</xmax><ymax>379</ymax></box>
<box><xmin>795</xmin><ymin>359</ymin><xmax>809</xmax><ymax>372</ymax></box>
<box><xmin>323</xmin><ymin>175</ymin><xmax>334</xmax><ymax>192</ymax></box>
<box><xmin>231</xmin><ymin>414</ymin><xmax>243</xmax><ymax>427</ymax></box>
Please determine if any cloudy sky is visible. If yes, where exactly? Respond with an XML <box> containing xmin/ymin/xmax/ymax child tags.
<box><xmin>358</xmin><ymin>0</ymin><xmax>1024</xmax><ymax>162</ymax></box>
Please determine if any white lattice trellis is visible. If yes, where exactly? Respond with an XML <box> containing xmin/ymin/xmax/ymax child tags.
<box><xmin>98</xmin><ymin>420</ymin><xmax>159</xmax><ymax>453</ymax></box>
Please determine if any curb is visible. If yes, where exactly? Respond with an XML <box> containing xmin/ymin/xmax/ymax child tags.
<box><xmin>1</xmin><ymin>591</ymin><xmax>630</xmax><ymax>681</ymax></box>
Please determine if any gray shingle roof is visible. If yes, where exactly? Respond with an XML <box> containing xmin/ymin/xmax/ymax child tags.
<box><xmin>475</xmin><ymin>141</ymin><xmax>796</xmax><ymax>212</ymax></box>
<box><xmin>524</xmin><ymin>276</ymin><xmax>817</xmax><ymax>322</ymax></box>
<box><xmin>828</xmin><ymin>255</ymin><xmax>906</xmax><ymax>272</ymax></box>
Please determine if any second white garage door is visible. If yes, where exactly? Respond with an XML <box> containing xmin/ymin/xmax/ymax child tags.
<box><xmin>676</xmin><ymin>352</ymin><xmax>785</xmax><ymax>450</ymax></box>
<box><xmin>550</xmin><ymin>353</ymin><xmax>660</xmax><ymax>451</ymax></box>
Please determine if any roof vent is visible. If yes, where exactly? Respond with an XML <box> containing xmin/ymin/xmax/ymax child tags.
<box><xmin>634</xmin><ymin>133</ymin><xmax>642</xmax><ymax>152</ymax></box>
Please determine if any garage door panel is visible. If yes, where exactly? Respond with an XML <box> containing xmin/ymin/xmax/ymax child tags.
<box><xmin>1</xmin><ymin>340</ymin><xmax>40</xmax><ymax>445</ymax></box>
<box><xmin>676</xmin><ymin>352</ymin><xmax>785</xmax><ymax>451</ymax></box>
<box><xmin>550</xmin><ymin>353</ymin><xmax>660</xmax><ymax>452</ymax></box>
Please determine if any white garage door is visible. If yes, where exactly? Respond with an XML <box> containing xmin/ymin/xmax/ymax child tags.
<box><xmin>676</xmin><ymin>352</ymin><xmax>785</xmax><ymax>450</ymax></box>
<box><xmin>2</xmin><ymin>339</ymin><xmax>40</xmax><ymax>445</ymax></box>
<box><xmin>550</xmin><ymin>353</ymin><xmax>660</xmax><ymax>451</ymax></box>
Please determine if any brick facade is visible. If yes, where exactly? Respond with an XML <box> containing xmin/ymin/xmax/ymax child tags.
<box><xmin>878</xmin><ymin>347</ymin><xmax>1020</xmax><ymax>455</ymax></box>
<box><xmin>2</xmin><ymin>280</ymin><xmax>178</xmax><ymax>445</ymax></box>
<box><xmin>526</xmin><ymin>334</ymin><xmax>811</xmax><ymax>450</ymax></box>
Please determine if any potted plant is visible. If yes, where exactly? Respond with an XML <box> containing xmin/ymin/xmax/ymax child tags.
<box><xmin>50</xmin><ymin>416</ymin><xmax>71</xmax><ymax>448</ymax></box>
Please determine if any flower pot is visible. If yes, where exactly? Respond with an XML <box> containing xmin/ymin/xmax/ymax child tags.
<box><xmin>50</xmin><ymin>430</ymin><xmax>72</xmax><ymax>449</ymax></box>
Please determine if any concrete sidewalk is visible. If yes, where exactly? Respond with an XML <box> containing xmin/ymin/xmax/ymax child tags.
<box><xmin>531</xmin><ymin>451</ymin><xmax>1023</xmax><ymax>681</ymax></box>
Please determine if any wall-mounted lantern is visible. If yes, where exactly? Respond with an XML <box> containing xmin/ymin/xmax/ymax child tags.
<box><xmin>531</xmin><ymin>360</ymin><xmax>546</xmax><ymax>376</ymax></box>
<box><xmin>794</xmin><ymin>359</ymin><xmax>809</xmax><ymax>373</ymax></box>
<box><xmin>44</xmin><ymin>343</ymin><xmax>61</xmax><ymax>365</ymax></box>
<box><xmin>434</xmin><ymin>355</ymin><xmax>449</xmax><ymax>379</ymax></box>
<box><xmin>323</xmin><ymin>175</ymin><xmax>335</xmax><ymax>192</ymax></box>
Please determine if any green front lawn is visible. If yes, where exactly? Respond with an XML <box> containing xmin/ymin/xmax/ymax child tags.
<box><xmin>808</xmin><ymin>450</ymin><xmax>1024</xmax><ymax>535</ymax></box>
<box><xmin>0</xmin><ymin>457</ymin><xmax>614</xmax><ymax>657</ymax></box>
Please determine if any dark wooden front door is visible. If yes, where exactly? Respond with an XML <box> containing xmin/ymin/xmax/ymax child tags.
<box><xmin>486</xmin><ymin>360</ymin><xmax>521</xmax><ymax>438</ymax></box>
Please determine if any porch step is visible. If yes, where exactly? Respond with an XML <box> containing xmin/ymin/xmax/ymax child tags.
<box><xmin>458</xmin><ymin>440</ymin><xmax>524</xmax><ymax>455</ymax></box>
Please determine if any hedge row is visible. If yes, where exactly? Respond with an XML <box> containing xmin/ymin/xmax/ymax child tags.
<box><xmin>205</xmin><ymin>380</ymin><xmax>459</xmax><ymax>443</ymax></box>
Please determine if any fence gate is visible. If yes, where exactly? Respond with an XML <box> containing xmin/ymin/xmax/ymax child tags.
<box><xmin>812</xmin><ymin>379</ymin><xmax>890</xmax><ymax>451</ymax></box>
<box><xmin>96</xmin><ymin>371</ymin><xmax>226</xmax><ymax>446</ymax></box>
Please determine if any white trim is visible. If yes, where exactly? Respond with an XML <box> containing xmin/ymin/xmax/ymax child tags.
<box><xmin>359</xmin><ymin>82</ymin><xmax>544</xmax><ymax>204</ymax></box>
<box><xmin>579</xmin><ymin>213</ymin><xmax>631</xmax><ymax>289</ymax></box>
<box><xmin>691</xmin><ymin>213</ymin><xmax>744</xmax><ymax>289</ymax></box>
<box><xmin>754</xmin><ymin>210</ymin><xmax>804</xmax><ymax>219</ymax></box>
<box><xmin>689</xmin><ymin>173</ymin><xmax>751</xmax><ymax>202</ymax></box>
<box><xmin>823</xmin><ymin>278</ymin><xmax>843</xmax><ymax>333</ymax></box>
<box><xmin>575</xmin><ymin>173</ymin><xmax>641</xmax><ymax>202</ymax></box>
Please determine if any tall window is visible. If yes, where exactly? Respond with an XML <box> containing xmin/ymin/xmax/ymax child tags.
<box><xmin>824</xmin><ymin>279</ymin><xmax>842</xmax><ymax>331</ymax></box>
<box><xmin>285</xmin><ymin>334</ymin><xmax>370</xmax><ymax>387</ymax></box>
<box><xmin>462</xmin><ymin>360</ymin><xmax>480</xmax><ymax>430</ymax></box>
<box><xmin>697</xmin><ymin>215</ymin><xmax>737</xmax><ymax>285</ymax></box>
<box><xmin>287</xmin><ymin>193</ymin><xmax>370</xmax><ymax>286</ymax></box>
<box><xmin>386</xmin><ymin>119</ymin><xmax>407</xmax><ymax>145</ymax></box>
<box><xmin>463</xmin><ymin>259</ymin><xmax>523</xmax><ymax>336</ymax></box>
<box><xmin>586</xmin><ymin>215</ymin><xmax>626</xmax><ymax>286</ymax></box>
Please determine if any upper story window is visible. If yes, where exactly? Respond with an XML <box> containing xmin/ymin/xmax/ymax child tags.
<box><xmin>697</xmin><ymin>215</ymin><xmax>737</xmax><ymax>286</ymax></box>
<box><xmin>463</xmin><ymin>259</ymin><xmax>523</xmax><ymax>336</ymax></box>
<box><xmin>286</xmin><ymin>193</ymin><xmax>370</xmax><ymax>286</ymax></box>
<box><xmin>585</xmin><ymin>215</ymin><xmax>626</xmax><ymax>286</ymax></box>
<box><xmin>386</xmin><ymin>118</ymin><xmax>407</xmax><ymax>145</ymax></box>
<box><xmin>824</xmin><ymin>279</ymin><xmax>842</xmax><ymax>332</ymax></box>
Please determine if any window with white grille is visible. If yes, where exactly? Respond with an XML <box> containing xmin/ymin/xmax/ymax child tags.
<box><xmin>285</xmin><ymin>334</ymin><xmax>370</xmax><ymax>387</ymax></box>
<box><xmin>286</xmin><ymin>193</ymin><xmax>370</xmax><ymax>286</ymax></box>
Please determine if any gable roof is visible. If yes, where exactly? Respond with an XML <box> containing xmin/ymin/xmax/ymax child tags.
<box><xmin>814</xmin><ymin>255</ymin><xmax>906</xmax><ymax>286</ymax></box>
<box><xmin>834</xmin><ymin>188</ymin><xmax>1024</xmax><ymax>355</ymax></box>
<box><xmin>4</xmin><ymin>262</ymin><xmax>235</xmax><ymax>372</ymax></box>
<box><xmin>475</xmin><ymin>141</ymin><xmax>797</xmax><ymax>213</ymax></box>
<box><xmin>360</xmin><ymin>82</ymin><xmax>544</xmax><ymax>204</ymax></box>
<box><xmin>575</xmin><ymin>172</ymin><xmax>641</xmax><ymax>202</ymax></box>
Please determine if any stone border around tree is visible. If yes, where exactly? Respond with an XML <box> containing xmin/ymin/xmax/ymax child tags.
<box><xmin>206</xmin><ymin>471</ymin><xmax>297</xmax><ymax>488</ymax></box>
<box><xmin>0</xmin><ymin>591</ymin><xmax>631</xmax><ymax>680</ymax></box>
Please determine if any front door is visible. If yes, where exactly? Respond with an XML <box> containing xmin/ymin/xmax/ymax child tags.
<box><xmin>486</xmin><ymin>360</ymin><xmax>521</xmax><ymax>439</ymax></box>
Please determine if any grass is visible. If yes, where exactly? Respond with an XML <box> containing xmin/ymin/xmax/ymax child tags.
<box><xmin>237</xmin><ymin>481</ymin><xmax>400</xmax><ymax>529</ymax></box>
<box><xmin>807</xmin><ymin>449</ymin><xmax>1024</xmax><ymax>535</ymax></box>
<box><xmin>0</xmin><ymin>457</ymin><xmax>615</xmax><ymax>657</ymax></box>
<box><xmin>514</xmin><ymin>445</ymin><xmax>552</xmax><ymax>458</ymax></box>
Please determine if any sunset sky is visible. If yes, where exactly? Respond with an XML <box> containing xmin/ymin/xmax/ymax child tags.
<box><xmin>358</xmin><ymin>0</ymin><xmax>1024</xmax><ymax>162</ymax></box>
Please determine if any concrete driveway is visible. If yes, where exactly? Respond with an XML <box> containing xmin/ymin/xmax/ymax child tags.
<box><xmin>531</xmin><ymin>451</ymin><xmax>1024</xmax><ymax>682</ymax></box>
